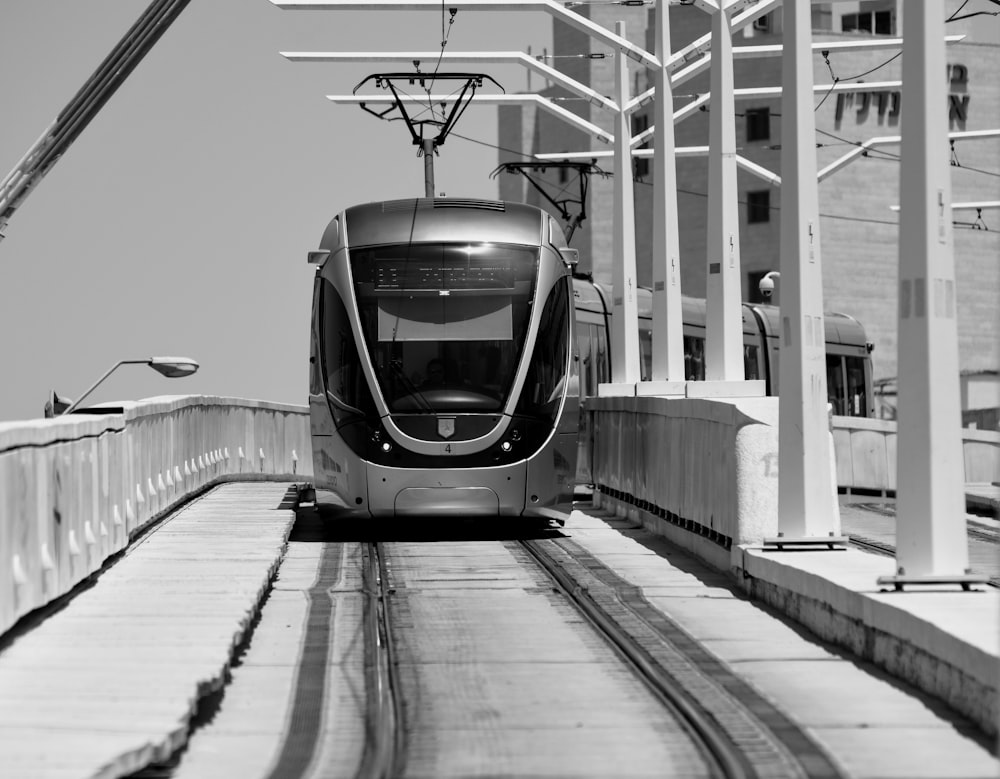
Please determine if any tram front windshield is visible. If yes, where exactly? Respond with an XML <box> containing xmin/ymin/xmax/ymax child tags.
<box><xmin>351</xmin><ymin>243</ymin><xmax>538</xmax><ymax>413</ymax></box>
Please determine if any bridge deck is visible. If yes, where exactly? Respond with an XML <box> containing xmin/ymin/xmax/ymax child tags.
<box><xmin>0</xmin><ymin>484</ymin><xmax>995</xmax><ymax>778</ymax></box>
<box><xmin>0</xmin><ymin>482</ymin><xmax>296</xmax><ymax>779</ymax></box>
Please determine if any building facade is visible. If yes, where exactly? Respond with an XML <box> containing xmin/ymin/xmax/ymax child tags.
<box><xmin>497</xmin><ymin>1</ymin><xmax>999</xmax><ymax>416</ymax></box>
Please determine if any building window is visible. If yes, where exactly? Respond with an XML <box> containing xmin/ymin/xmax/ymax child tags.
<box><xmin>842</xmin><ymin>10</ymin><xmax>893</xmax><ymax>35</ymax></box>
<box><xmin>745</xmin><ymin>107</ymin><xmax>770</xmax><ymax>142</ymax></box>
<box><xmin>632</xmin><ymin>114</ymin><xmax>650</xmax><ymax>179</ymax></box>
<box><xmin>746</xmin><ymin>190</ymin><xmax>771</xmax><ymax>223</ymax></box>
<box><xmin>752</xmin><ymin>13</ymin><xmax>770</xmax><ymax>33</ymax></box>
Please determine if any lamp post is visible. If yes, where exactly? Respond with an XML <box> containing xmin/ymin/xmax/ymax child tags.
<box><xmin>56</xmin><ymin>357</ymin><xmax>199</xmax><ymax>416</ymax></box>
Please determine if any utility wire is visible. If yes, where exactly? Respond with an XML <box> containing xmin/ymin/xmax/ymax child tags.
<box><xmin>815</xmin><ymin>49</ymin><xmax>902</xmax><ymax>113</ymax></box>
<box><xmin>947</xmin><ymin>0</ymin><xmax>1000</xmax><ymax>21</ymax></box>
<box><xmin>424</xmin><ymin>5</ymin><xmax>458</xmax><ymax>124</ymax></box>
<box><xmin>447</xmin><ymin>132</ymin><xmax>897</xmax><ymax>226</ymax></box>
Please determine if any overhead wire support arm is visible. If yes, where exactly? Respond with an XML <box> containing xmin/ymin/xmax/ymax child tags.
<box><xmin>331</xmin><ymin>93</ymin><xmax>614</xmax><ymax>145</ymax></box>
<box><xmin>270</xmin><ymin>0</ymin><xmax>661</xmax><ymax>70</ymax></box>
<box><xmin>283</xmin><ymin>51</ymin><xmax>619</xmax><ymax>113</ymax></box>
<box><xmin>0</xmin><ymin>0</ymin><xmax>193</xmax><ymax>243</ymax></box>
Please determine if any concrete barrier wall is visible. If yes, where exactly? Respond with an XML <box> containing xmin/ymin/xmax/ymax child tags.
<box><xmin>831</xmin><ymin>416</ymin><xmax>1000</xmax><ymax>492</ymax></box>
<box><xmin>590</xmin><ymin>395</ymin><xmax>783</xmax><ymax>564</ymax></box>
<box><xmin>0</xmin><ymin>395</ymin><xmax>311</xmax><ymax>637</ymax></box>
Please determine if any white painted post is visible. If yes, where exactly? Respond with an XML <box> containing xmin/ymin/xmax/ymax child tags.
<box><xmin>603</xmin><ymin>20</ymin><xmax>641</xmax><ymax>393</ymax></box>
<box><xmin>766</xmin><ymin>0</ymin><xmax>844</xmax><ymax>549</ymax></box>
<box><xmin>703</xmin><ymin>5</ymin><xmax>743</xmax><ymax>384</ymax></box>
<box><xmin>879</xmin><ymin>0</ymin><xmax>982</xmax><ymax>590</ymax></box>
<box><xmin>644</xmin><ymin>0</ymin><xmax>685</xmax><ymax>394</ymax></box>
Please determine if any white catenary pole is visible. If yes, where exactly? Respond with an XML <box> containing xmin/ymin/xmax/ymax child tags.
<box><xmin>648</xmin><ymin>0</ymin><xmax>685</xmax><ymax>390</ymax></box>
<box><xmin>606</xmin><ymin>20</ymin><xmax>641</xmax><ymax>390</ymax></box>
<box><xmin>703</xmin><ymin>4</ymin><xmax>743</xmax><ymax>383</ymax></box>
<box><xmin>880</xmin><ymin>0</ymin><xmax>983</xmax><ymax>590</ymax></box>
<box><xmin>767</xmin><ymin>0</ymin><xmax>844</xmax><ymax>548</ymax></box>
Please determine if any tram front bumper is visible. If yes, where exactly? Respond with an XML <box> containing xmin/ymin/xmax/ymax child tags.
<box><xmin>366</xmin><ymin>462</ymin><xmax>527</xmax><ymax>517</ymax></box>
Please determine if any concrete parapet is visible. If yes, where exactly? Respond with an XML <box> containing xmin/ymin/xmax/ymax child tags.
<box><xmin>590</xmin><ymin>394</ymin><xmax>782</xmax><ymax>551</ymax></box>
<box><xmin>832</xmin><ymin>415</ymin><xmax>1000</xmax><ymax>494</ymax></box>
<box><xmin>0</xmin><ymin>395</ymin><xmax>311</xmax><ymax>637</ymax></box>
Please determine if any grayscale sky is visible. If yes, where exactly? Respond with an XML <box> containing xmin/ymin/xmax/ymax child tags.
<box><xmin>0</xmin><ymin>1</ymin><xmax>553</xmax><ymax>420</ymax></box>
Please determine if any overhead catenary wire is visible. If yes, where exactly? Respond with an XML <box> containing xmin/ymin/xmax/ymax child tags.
<box><xmin>445</xmin><ymin>131</ymin><xmax>906</xmax><ymax>228</ymax></box>
<box><xmin>947</xmin><ymin>0</ymin><xmax>1000</xmax><ymax>21</ymax></box>
<box><xmin>424</xmin><ymin>3</ymin><xmax>459</xmax><ymax>124</ymax></box>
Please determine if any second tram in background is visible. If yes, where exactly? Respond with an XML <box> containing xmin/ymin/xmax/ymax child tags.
<box><xmin>307</xmin><ymin>197</ymin><xmax>579</xmax><ymax>518</ymax></box>
<box><xmin>572</xmin><ymin>280</ymin><xmax>874</xmax><ymax>483</ymax></box>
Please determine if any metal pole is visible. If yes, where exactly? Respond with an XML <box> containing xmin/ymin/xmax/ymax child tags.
<box><xmin>771</xmin><ymin>0</ymin><xmax>843</xmax><ymax>546</ymax></box>
<box><xmin>650</xmin><ymin>0</ymin><xmax>685</xmax><ymax>386</ymax></box>
<box><xmin>60</xmin><ymin>360</ymin><xmax>136</xmax><ymax>415</ymax></box>
<box><xmin>607</xmin><ymin>20</ymin><xmax>641</xmax><ymax>389</ymax></box>
<box><xmin>422</xmin><ymin>138</ymin><xmax>435</xmax><ymax>198</ymax></box>
<box><xmin>883</xmin><ymin>0</ymin><xmax>976</xmax><ymax>587</ymax></box>
<box><xmin>704</xmin><ymin>6</ymin><xmax>743</xmax><ymax>382</ymax></box>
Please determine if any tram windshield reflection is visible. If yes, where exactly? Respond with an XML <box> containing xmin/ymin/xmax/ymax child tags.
<box><xmin>351</xmin><ymin>243</ymin><xmax>539</xmax><ymax>413</ymax></box>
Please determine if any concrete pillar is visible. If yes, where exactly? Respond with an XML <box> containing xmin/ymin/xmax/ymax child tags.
<box><xmin>704</xmin><ymin>6</ymin><xmax>743</xmax><ymax>383</ymax></box>
<box><xmin>771</xmin><ymin>0</ymin><xmax>843</xmax><ymax>545</ymax></box>
<box><xmin>643</xmin><ymin>0</ymin><xmax>685</xmax><ymax>396</ymax></box>
<box><xmin>603</xmin><ymin>20</ymin><xmax>641</xmax><ymax>392</ymax></box>
<box><xmin>883</xmin><ymin>0</ymin><xmax>979</xmax><ymax>588</ymax></box>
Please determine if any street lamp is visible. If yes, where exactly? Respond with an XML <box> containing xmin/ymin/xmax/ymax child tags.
<box><xmin>53</xmin><ymin>356</ymin><xmax>199</xmax><ymax>417</ymax></box>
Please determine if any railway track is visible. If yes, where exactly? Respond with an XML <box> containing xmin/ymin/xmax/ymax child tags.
<box><xmin>346</xmin><ymin>529</ymin><xmax>846</xmax><ymax>779</ymax></box>
<box><xmin>25</xmin><ymin>498</ymin><xmax>996</xmax><ymax>779</ymax></box>
<box><xmin>128</xmin><ymin>501</ymin><xmax>997</xmax><ymax>778</ymax></box>
<box><xmin>847</xmin><ymin>502</ymin><xmax>999</xmax><ymax>588</ymax></box>
<box><xmin>520</xmin><ymin>537</ymin><xmax>845</xmax><ymax>779</ymax></box>
<box><xmin>358</xmin><ymin>541</ymin><xmax>405</xmax><ymax>779</ymax></box>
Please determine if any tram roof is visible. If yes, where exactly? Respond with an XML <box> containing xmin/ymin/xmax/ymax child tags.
<box><xmin>328</xmin><ymin>198</ymin><xmax>551</xmax><ymax>250</ymax></box>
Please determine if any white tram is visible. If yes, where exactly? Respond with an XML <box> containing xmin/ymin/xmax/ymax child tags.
<box><xmin>307</xmin><ymin>198</ymin><xmax>579</xmax><ymax>518</ymax></box>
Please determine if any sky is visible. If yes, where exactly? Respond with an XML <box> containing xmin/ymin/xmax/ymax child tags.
<box><xmin>0</xmin><ymin>1</ymin><xmax>554</xmax><ymax>421</ymax></box>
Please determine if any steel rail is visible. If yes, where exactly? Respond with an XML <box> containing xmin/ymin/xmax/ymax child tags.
<box><xmin>849</xmin><ymin>527</ymin><xmax>999</xmax><ymax>588</ymax></box>
<box><xmin>519</xmin><ymin>538</ymin><xmax>749</xmax><ymax>779</ymax></box>
<box><xmin>358</xmin><ymin>541</ymin><xmax>406</xmax><ymax>779</ymax></box>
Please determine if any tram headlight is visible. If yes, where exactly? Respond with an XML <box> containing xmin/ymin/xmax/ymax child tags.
<box><xmin>500</xmin><ymin>441</ymin><xmax>513</xmax><ymax>452</ymax></box>
<box><xmin>381</xmin><ymin>441</ymin><xmax>393</xmax><ymax>453</ymax></box>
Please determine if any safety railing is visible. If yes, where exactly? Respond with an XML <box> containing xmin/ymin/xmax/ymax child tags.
<box><xmin>0</xmin><ymin>395</ymin><xmax>310</xmax><ymax>636</ymax></box>
<box><xmin>831</xmin><ymin>416</ymin><xmax>1000</xmax><ymax>493</ymax></box>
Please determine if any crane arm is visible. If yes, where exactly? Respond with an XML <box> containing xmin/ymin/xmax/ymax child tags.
<box><xmin>0</xmin><ymin>0</ymin><xmax>193</xmax><ymax>242</ymax></box>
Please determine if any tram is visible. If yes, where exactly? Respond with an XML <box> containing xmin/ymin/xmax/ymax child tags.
<box><xmin>307</xmin><ymin>197</ymin><xmax>579</xmax><ymax>518</ymax></box>
<box><xmin>572</xmin><ymin>279</ymin><xmax>875</xmax><ymax>483</ymax></box>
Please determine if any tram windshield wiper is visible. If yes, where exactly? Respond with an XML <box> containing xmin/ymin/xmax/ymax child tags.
<box><xmin>387</xmin><ymin>359</ymin><xmax>434</xmax><ymax>413</ymax></box>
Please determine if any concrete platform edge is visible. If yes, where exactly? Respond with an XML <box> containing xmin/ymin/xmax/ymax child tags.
<box><xmin>587</xmin><ymin>492</ymin><xmax>998</xmax><ymax>739</ymax></box>
<box><xmin>736</xmin><ymin>546</ymin><xmax>998</xmax><ymax>739</ymax></box>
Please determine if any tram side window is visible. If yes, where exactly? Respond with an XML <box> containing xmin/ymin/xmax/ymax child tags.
<box><xmin>845</xmin><ymin>357</ymin><xmax>868</xmax><ymax>417</ymax></box>
<box><xmin>516</xmin><ymin>278</ymin><xmax>570</xmax><ymax>420</ymax></box>
<box><xmin>578</xmin><ymin>324</ymin><xmax>594</xmax><ymax>398</ymax></box>
<box><xmin>684</xmin><ymin>335</ymin><xmax>705</xmax><ymax>381</ymax></box>
<box><xmin>744</xmin><ymin>344</ymin><xmax>761</xmax><ymax>381</ymax></box>
<box><xmin>640</xmin><ymin>328</ymin><xmax>652</xmax><ymax>381</ymax></box>
<box><xmin>321</xmin><ymin>280</ymin><xmax>373</xmax><ymax>418</ymax></box>
<box><xmin>826</xmin><ymin>355</ymin><xmax>846</xmax><ymax>415</ymax></box>
<box><xmin>594</xmin><ymin>323</ymin><xmax>609</xmax><ymax>387</ymax></box>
